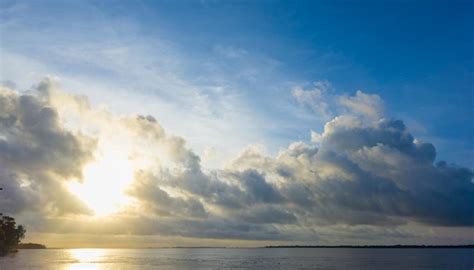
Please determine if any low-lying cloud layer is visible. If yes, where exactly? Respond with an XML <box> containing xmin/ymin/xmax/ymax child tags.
<box><xmin>1</xmin><ymin>78</ymin><xmax>473</xmax><ymax>245</ymax></box>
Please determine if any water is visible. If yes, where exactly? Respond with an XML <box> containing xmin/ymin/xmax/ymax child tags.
<box><xmin>0</xmin><ymin>248</ymin><xmax>472</xmax><ymax>270</ymax></box>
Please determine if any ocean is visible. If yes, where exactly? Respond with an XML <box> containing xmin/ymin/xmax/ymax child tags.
<box><xmin>0</xmin><ymin>248</ymin><xmax>473</xmax><ymax>269</ymax></box>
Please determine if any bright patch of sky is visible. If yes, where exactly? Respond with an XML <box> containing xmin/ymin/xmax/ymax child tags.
<box><xmin>1</xmin><ymin>0</ymin><xmax>472</xmax><ymax>168</ymax></box>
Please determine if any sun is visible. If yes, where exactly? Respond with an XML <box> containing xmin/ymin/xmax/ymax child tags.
<box><xmin>68</xmin><ymin>150</ymin><xmax>135</xmax><ymax>216</ymax></box>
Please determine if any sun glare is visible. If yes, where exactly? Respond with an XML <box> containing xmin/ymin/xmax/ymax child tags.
<box><xmin>68</xmin><ymin>150</ymin><xmax>134</xmax><ymax>216</ymax></box>
<box><xmin>68</xmin><ymin>249</ymin><xmax>107</xmax><ymax>270</ymax></box>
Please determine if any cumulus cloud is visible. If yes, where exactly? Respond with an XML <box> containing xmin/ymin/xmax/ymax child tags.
<box><xmin>1</xmin><ymin>78</ymin><xmax>473</xmax><ymax>244</ymax></box>
<box><xmin>0</xmin><ymin>83</ymin><xmax>94</xmax><ymax>216</ymax></box>
<box><xmin>126</xmin><ymin>170</ymin><xmax>208</xmax><ymax>218</ymax></box>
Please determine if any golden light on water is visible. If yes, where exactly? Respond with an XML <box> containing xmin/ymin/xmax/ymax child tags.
<box><xmin>68</xmin><ymin>149</ymin><xmax>135</xmax><ymax>217</ymax></box>
<box><xmin>68</xmin><ymin>249</ymin><xmax>107</xmax><ymax>270</ymax></box>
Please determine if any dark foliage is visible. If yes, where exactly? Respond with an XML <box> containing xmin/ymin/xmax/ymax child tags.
<box><xmin>0</xmin><ymin>215</ymin><xmax>26</xmax><ymax>256</ymax></box>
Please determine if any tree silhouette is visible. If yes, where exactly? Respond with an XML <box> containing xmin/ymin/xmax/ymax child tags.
<box><xmin>0</xmin><ymin>187</ymin><xmax>26</xmax><ymax>256</ymax></box>
<box><xmin>0</xmin><ymin>216</ymin><xmax>26</xmax><ymax>256</ymax></box>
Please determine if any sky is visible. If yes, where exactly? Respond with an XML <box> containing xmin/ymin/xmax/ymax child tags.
<box><xmin>0</xmin><ymin>0</ymin><xmax>473</xmax><ymax>247</ymax></box>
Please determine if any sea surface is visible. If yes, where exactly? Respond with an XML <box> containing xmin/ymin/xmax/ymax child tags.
<box><xmin>0</xmin><ymin>248</ymin><xmax>473</xmax><ymax>270</ymax></box>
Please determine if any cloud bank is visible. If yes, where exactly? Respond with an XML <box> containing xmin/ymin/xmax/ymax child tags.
<box><xmin>1</xmin><ymin>78</ymin><xmax>473</xmax><ymax>245</ymax></box>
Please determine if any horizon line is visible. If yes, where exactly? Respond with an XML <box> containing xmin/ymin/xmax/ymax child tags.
<box><xmin>24</xmin><ymin>244</ymin><xmax>474</xmax><ymax>250</ymax></box>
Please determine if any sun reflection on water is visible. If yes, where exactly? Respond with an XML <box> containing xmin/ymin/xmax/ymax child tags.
<box><xmin>68</xmin><ymin>249</ymin><xmax>107</xmax><ymax>270</ymax></box>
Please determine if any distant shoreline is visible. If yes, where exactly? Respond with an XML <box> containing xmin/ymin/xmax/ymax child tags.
<box><xmin>17</xmin><ymin>243</ymin><xmax>46</xmax><ymax>249</ymax></box>
<box><xmin>264</xmin><ymin>245</ymin><xmax>474</xmax><ymax>249</ymax></box>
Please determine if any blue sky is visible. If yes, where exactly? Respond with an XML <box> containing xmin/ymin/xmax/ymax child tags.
<box><xmin>1</xmin><ymin>0</ymin><xmax>472</xmax><ymax>168</ymax></box>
